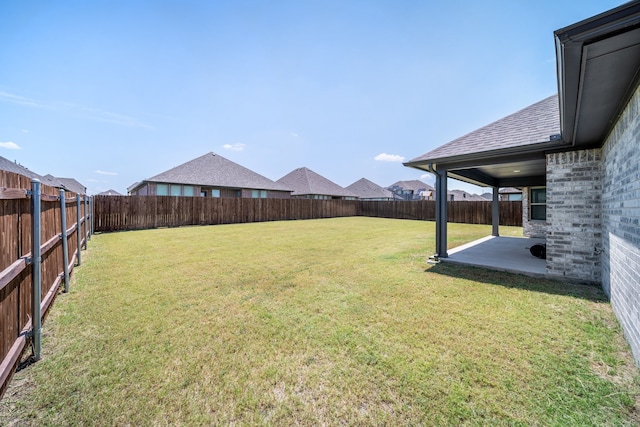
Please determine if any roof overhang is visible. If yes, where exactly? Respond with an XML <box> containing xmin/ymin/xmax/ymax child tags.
<box><xmin>555</xmin><ymin>1</ymin><xmax>640</xmax><ymax>146</ymax></box>
<box><xmin>404</xmin><ymin>140</ymin><xmax>569</xmax><ymax>188</ymax></box>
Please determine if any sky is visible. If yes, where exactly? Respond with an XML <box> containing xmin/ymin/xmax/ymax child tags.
<box><xmin>0</xmin><ymin>0</ymin><xmax>626</xmax><ymax>195</ymax></box>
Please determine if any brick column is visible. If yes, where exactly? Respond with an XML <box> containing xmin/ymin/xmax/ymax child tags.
<box><xmin>546</xmin><ymin>149</ymin><xmax>602</xmax><ymax>283</ymax></box>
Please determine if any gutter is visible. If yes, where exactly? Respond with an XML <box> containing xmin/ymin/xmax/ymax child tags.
<box><xmin>403</xmin><ymin>138</ymin><xmax>569</xmax><ymax>171</ymax></box>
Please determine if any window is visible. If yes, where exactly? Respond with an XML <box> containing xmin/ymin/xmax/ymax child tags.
<box><xmin>183</xmin><ymin>186</ymin><xmax>194</xmax><ymax>197</ymax></box>
<box><xmin>156</xmin><ymin>184</ymin><xmax>168</xmax><ymax>196</ymax></box>
<box><xmin>211</xmin><ymin>189</ymin><xmax>221</xmax><ymax>198</ymax></box>
<box><xmin>251</xmin><ymin>189</ymin><xmax>267</xmax><ymax>198</ymax></box>
<box><xmin>200</xmin><ymin>190</ymin><xmax>207</xmax><ymax>197</ymax></box>
<box><xmin>530</xmin><ymin>187</ymin><xmax>546</xmax><ymax>220</ymax></box>
<box><xmin>170</xmin><ymin>185</ymin><xmax>182</xmax><ymax>196</ymax></box>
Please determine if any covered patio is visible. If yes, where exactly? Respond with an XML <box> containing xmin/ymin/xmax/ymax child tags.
<box><xmin>404</xmin><ymin>95</ymin><xmax>562</xmax><ymax>279</ymax></box>
<box><xmin>442</xmin><ymin>236</ymin><xmax>547</xmax><ymax>277</ymax></box>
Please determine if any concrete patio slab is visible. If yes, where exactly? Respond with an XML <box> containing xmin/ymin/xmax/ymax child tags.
<box><xmin>442</xmin><ymin>236</ymin><xmax>547</xmax><ymax>277</ymax></box>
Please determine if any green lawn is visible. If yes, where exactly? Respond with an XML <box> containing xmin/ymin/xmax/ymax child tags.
<box><xmin>1</xmin><ymin>217</ymin><xmax>638</xmax><ymax>426</ymax></box>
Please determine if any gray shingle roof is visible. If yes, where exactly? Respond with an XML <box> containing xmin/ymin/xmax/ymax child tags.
<box><xmin>346</xmin><ymin>178</ymin><xmax>395</xmax><ymax>199</ymax></box>
<box><xmin>0</xmin><ymin>155</ymin><xmax>43</xmax><ymax>180</ymax></box>
<box><xmin>96</xmin><ymin>189</ymin><xmax>123</xmax><ymax>196</ymax></box>
<box><xmin>388</xmin><ymin>180</ymin><xmax>434</xmax><ymax>192</ymax></box>
<box><xmin>145</xmin><ymin>152</ymin><xmax>291</xmax><ymax>192</ymax></box>
<box><xmin>42</xmin><ymin>174</ymin><xmax>65</xmax><ymax>188</ymax></box>
<box><xmin>56</xmin><ymin>177</ymin><xmax>87</xmax><ymax>194</ymax></box>
<box><xmin>447</xmin><ymin>190</ymin><xmax>487</xmax><ymax>201</ymax></box>
<box><xmin>407</xmin><ymin>95</ymin><xmax>560</xmax><ymax>163</ymax></box>
<box><xmin>499</xmin><ymin>187</ymin><xmax>522</xmax><ymax>194</ymax></box>
<box><xmin>277</xmin><ymin>167</ymin><xmax>357</xmax><ymax>198</ymax></box>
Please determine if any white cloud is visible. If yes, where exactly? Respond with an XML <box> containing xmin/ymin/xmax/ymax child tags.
<box><xmin>420</xmin><ymin>173</ymin><xmax>436</xmax><ymax>183</ymax></box>
<box><xmin>95</xmin><ymin>169</ymin><xmax>118</xmax><ymax>176</ymax></box>
<box><xmin>374</xmin><ymin>153</ymin><xmax>405</xmax><ymax>162</ymax></box>
<box><xmin>291</xmin><ymin>132</ymin><xmax>299</xmax><ymax>138</ymax></box>
<box><xmin>0</xmin><ymin>141</ymin><xmax>21</xmax><ymax>150</ymax></box>
<box><xmin>223</xmin><ymin>143</ymin><xmax>246</xmax><ymax>151</ymax></box>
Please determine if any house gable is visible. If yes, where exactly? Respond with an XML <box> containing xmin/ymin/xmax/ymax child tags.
<box><xmin>277</xmin><ymin>167</ymin><xmax>357</xmax><ymax>199</ymax></box>
<box><xmin>346</xmin><ymin>178</ymin><xmax>394</xmax><ymax>200</ymax></box>
<box><xmin>129</xmin><ymin>152</ymin><xmax>292</xmax><ymax>197</ymax></box>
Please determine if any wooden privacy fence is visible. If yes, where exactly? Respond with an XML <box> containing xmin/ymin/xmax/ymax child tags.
<box><xmin>0</xmin><ymin>171</ymin><xmax>91</xmax><ymax>399</ymax></box>
<box><xmin>94</xmin><ymin>196</ymin><xmax>522</xmax><ymax>232</ymax></box>
<box><xmin>94</xmin><ymin>196</ymin><xmax>361</xmax><ymax>231</ymax></box>
<box><xmin>360</xmin><ymin>200</ymin><xmax>523</xmax><ymax>226</ymax></box>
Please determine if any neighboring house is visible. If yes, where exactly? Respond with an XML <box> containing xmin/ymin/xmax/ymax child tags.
<box><xmin>54</xmin><ymin>177</ymin><xmax>87</xmax><ymax>195</ymax></box>
<box><xmin>447</xmin><ymin>190</ymin><xmax>488</xmax><ymax>202</ymax></box>
<box><xmin>0</xmin><ymin>156</ymin><xmax>42</xmax><ymax>181</ymax></box>
<box><xmin>388</xmin><ymin>180</ymin><xmax>483</xmax><ymax>201</ymax></box>
<box><xmin>346</xmin><ymin>178</ymin><xmax>395</xmax><ymax>201</ymax></box>
<box><xmin>41</xmin><ymin>174</ymin><xmax>65</xmax><ymax>189</ymax></box>
<box><xmin>128</xmin><ymin>152</ymin><xmax>292</xmax><ymax>199</ymax></box>
<box><xmin>42</xmin><ymin>175</ymin><xmax>87</xmax><ymax>194</ymax></box>
<box><xmin>0</xmin><ymin>156</ymin><xmax>86</xmax><ymax>194</ymax></box>
<box><xmin>499</xmin><ymin>187</ymin><xmax>522</xmax><ymax>201</ymax></box>
<box><xmin>405</xmin><ymin>2</ymin><xmax>640</xmax><ymax>362</ymax></box>
<box><xmin>276</xmin><ymin>167</ymin><xmax>357</xmax><ymax>200</ymax></box>
<box><xmin>96</xmin><ymin>189</ymin><xmax>123</xmax><ymax>196</ymax></box>
<box><xmin>387</xmin><ymin>180</ymin><xmax>435</xmax><ymax>200</ymax></box>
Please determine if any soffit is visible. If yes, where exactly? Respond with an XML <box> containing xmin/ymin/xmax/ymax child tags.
<box><xmin>556</xmin><ymin>1</ymin><xmax>640</xmax><ymax>145</ymax></box>
<box><xmin>574</xmin><ymin>28</ymin><xmax>640</xmax><ymax>145</ymax></box>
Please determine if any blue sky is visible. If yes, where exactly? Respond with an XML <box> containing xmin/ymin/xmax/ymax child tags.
<box><xmin>0</xmin><ymin>0</ymin><xmax>624</xmax><ymax>195</ymax></box>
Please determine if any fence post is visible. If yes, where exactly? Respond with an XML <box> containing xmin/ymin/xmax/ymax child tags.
<box><xmin>59</xmin><ymin>189</ymin><xmax>70</xmax><ymax>293</ymax></box>
<box><xmin>76</xmin><ymin>194</ymin><xmax>82</xmax><ymax>266</ymax></box>
<box><xmin>82</xmin><ymin>194</ymin><xmax>89</xmax><ymax>249</ymax></box>
<box><xmin>89</xmin><ymin>196</ymin><xmax>94</xmax><ymax>238</ymax></box>
<box><xmin>31</xmin><ymin>179</ymin><xmax>42</xmax><ymax>361</ymax></box>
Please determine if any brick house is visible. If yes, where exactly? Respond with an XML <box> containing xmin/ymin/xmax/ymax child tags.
<box><xmin>128</xmin><ymin>152</ymin><xmax>292</xmax><ymax>198</ymax></box>
<box><xmin>346</xmin><ymin>178</ymin><xmax>395</xmax><ymax>201</ymax></box>
<box><xmin>387</xmin><ymin>180</ymin><xmax>434</xmax><ymax>200</ymax></box>
<box><xmin>405</xmin><ymin>2</ymin><xmax>640</xmax><ymax>362</ymax></box>
<box><xmin>276</xmin><ymin>167</ymin><xmax>357</xmax><ymax>200</ymax></box>
<box><xmin>499</xmin><ymin>187</ymin><xmax>522</xmax><ymax>201</ymax></box>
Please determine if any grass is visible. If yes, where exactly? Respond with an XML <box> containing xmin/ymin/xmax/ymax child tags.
<box><xmin>1</xmin><ymin>217</ymin><xmax>638</xmax><ymax>426</ymax></box>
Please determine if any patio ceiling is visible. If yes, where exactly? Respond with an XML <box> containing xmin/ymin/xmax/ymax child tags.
<box><xmin>449</xmin><ymin>157</ymin><xmax>547</xmax><ymax>188</ymax></box>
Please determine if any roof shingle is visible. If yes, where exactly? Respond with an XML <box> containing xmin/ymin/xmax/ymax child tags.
<box><xmin>277</xmin><ymin>167</ymin><xmax>356</xmax><ymax>198</ymax></box>
<box><xmin>407</xmin><ymin>95</ymin><xmax>560</xmax><ymax>163</ymax></box>
<box><xmin>0</xmin><ymin>155</ymin><xmax>43</xmax><ymax>180</ymax></box>
<box><xmin>346</xmin><ymin>178</ymin><xmax>394</xmax><ymax>199</ymax></box>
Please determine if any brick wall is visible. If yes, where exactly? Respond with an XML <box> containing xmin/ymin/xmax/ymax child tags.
<box><xmin>545</xmin><ymin>149</ymin><xmax>603</xmax><ymax>283</ymax></box>
<box><xmin>601</xmin><ymin>83</ymin><xmax>640</xmax><ymax>362</ymax></box>
<box><xmin>522</xmin><ymin>186</ymin><xmax>547</xmax><ymax>238</ymax></box>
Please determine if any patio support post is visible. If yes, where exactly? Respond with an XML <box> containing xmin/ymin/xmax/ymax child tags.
<box><xmin>433</xmin><ymin>166</ymin><xmax>448</xmax><ymax>259</ymax></box>
<box><xmin>492</xmin><ymin>186</ymin><xmax>500</xmax><ymax>237</ymax></box>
